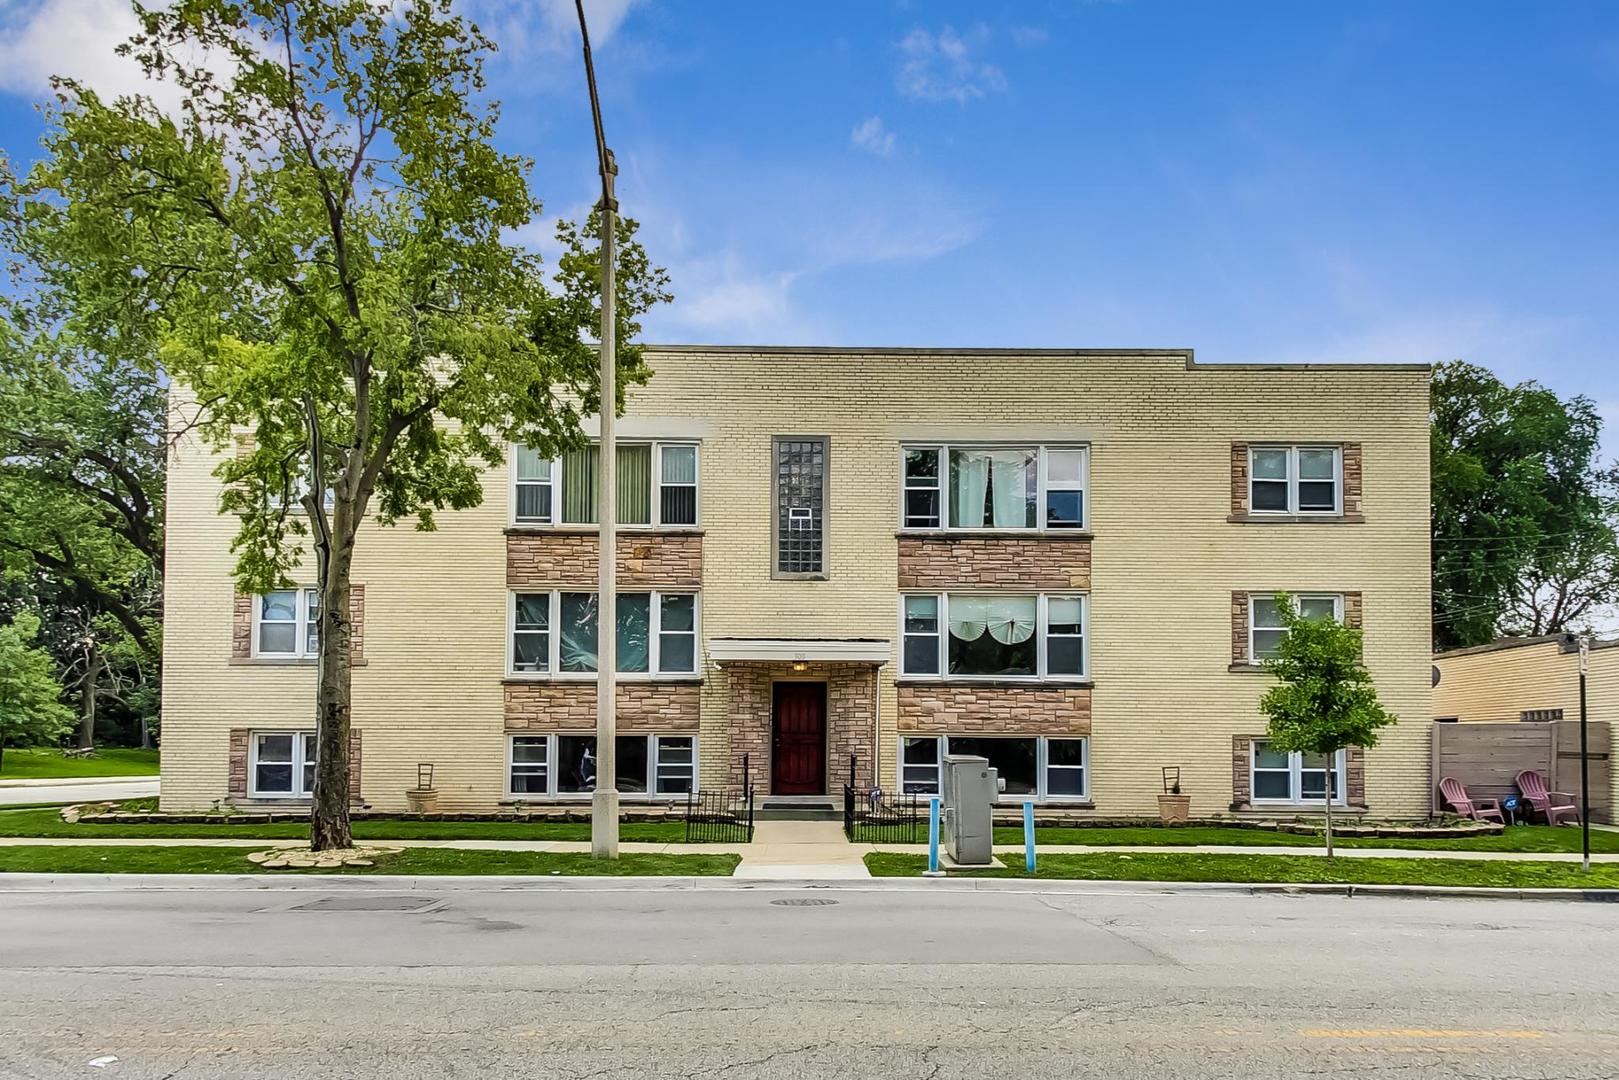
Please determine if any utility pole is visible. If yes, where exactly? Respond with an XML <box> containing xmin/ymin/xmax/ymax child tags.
<box><xmin>1579</xmin><ymin>636</ymin><xmax>1590</xmax><ymax>873</ymax></box>
<box><xmin>575</xmin><ymin>0</ymin><xmax>619</xmax><ymax>859</ymax></box>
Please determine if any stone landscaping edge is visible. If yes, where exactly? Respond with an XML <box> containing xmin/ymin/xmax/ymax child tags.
<box><xmin>0</xmin><ymin>873</ymin><xmax>1613</xmax><ymax>901</ymax></box>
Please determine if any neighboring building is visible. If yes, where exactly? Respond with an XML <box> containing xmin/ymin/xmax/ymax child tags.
<box><xmin>160</xmin><ymin>346</ymin><xmax>1434</xmax><ymax>817</ymax></box>
<box><xmin>1432</xmin><ymin>634</ymin><xmax>1616</xmax><ymax>819</ymax></box>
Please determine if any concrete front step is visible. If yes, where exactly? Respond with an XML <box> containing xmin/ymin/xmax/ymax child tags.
<box><xmin>754</xmin><ymin>796</ymin><xmax>841</xmax><ymax>822</ymax></box>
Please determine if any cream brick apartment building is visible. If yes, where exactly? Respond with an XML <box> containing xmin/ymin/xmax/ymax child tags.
<box><xmin>160</xmin><ymin>346</ymin><xmax>1434</xmax><ymax>818</ymax></box>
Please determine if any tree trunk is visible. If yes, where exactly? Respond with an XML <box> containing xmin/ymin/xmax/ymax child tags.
<box><xmin>139</xmin><ymin>715</ymin><xmax>152</xmax><ymax>751</ymax></box>
<box><xmin>309</xmin><ymin>522</ymin><xmax>357</xmax><ymax>852</ymax></box>
<box><xmin>77</xmin><ymin>645</ymin><xmax>101</xmax><ymax>751</ymax></box>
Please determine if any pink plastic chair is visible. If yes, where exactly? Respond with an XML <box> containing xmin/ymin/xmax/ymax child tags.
<box><xmin>1438</xmin><ymin>777</ymin><xmax>1505</xmax><ymax>823</ymax></box>
<box><xmin>1516</xmin><ymin>770</ymin><xmax>1581</xmax><ymax>826</ymax></box>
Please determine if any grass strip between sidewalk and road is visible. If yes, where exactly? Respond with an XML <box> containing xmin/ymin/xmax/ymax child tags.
<box><xmin>866</xmin><ymin>852</ymin><xmax>1619</xmax><ymax>889</ymax></box>
<box><xmin>0</xmin><ymin>748</ymin><xmax>160</xmax><ymax>779</ymax></box>
<box><xmin>991</xmin><ymin>824</ymin><xmax>1619</xmax><ymax>854</ymax></box>
<box><xmin>0</xmin><ymin>808</ymin><xmax>692</xmax><ymax>843</ymax></box>
<box><xmin>0</xmin><ymin>845</ymin><xmax>740</xmax><ymax>876</ymax></box>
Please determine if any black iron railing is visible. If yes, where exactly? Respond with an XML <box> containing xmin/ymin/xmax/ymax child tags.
<box><xmin>844</xmin><ymin>780</ymin><xmax>924</xmax><ymax>844</ymax></box>
<box><xmin>684</xmin><ymin>755</ymin><xmax>754</xmax><ymax>843</ymax></box>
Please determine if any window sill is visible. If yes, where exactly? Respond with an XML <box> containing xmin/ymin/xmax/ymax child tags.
<box><xmin>1230</xmin><ymin>803</ymin><xmax>1368</xmax><ymax>815</ymax></box>
<box><xmin>230</xmin><ymin>656</ymin><xmax>368</xmax><ymax>668</ymax></box>
<box><xmin>502</xmin><ymin>675</ymin><xmax>704</xmax><ymax>686</ymax></box>
<box><xmin>896</xmin><ymin>677</ymin><xmax>1093</xmax><ymax>690</ymax></box>
<box><xmin>896</xmin><ymin>529</ymin><xmax>1093</xmax><ymax>540</ymax></box>
<box><xmin>1227</xmin><ymin>663</ymin><xmax>1270</xmax><ymax>674</ymax></box>
<box><xmin>505</xmin><ymin>525</ymin><xmax>705</xmax><ymax>536</ymax></box>
<box><xmin>501</xmin><ymin>795</ymin><xmax>690</xmax><ymax>804</ymax></box>
<box><xmin>1227</xmin><ymin>513</ymin><xmax>1365</xmax><ymax>525</ymax></box>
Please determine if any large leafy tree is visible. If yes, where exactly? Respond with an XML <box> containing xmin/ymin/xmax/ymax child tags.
<box><xmin>0</xmin><ymin>611</ymin><xmax>77</xmax><ymax>773</ymax></box>
<box><xmin>1259</xmin><ymin>595</ymin><xmax>1397</xmax><ymax>857</ymax></box>
<box><xmin>1431</xmin><ymin>361</ymin><xmax>1617</xmax><ymax>650</ymax></box>
<box><xmin>5</xmin><ymin>0</ymin><xmax>669</xmax><ymax>849</ymax></box>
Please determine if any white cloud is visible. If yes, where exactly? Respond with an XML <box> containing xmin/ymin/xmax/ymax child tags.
<box><xmin>895</xmin><ymin>25</ymin><xmax>1006</xmax><ymax>104</ymax></box>
<box><xmin>464</xmin><ymin>0</ymin><xmax>641</xmax><ymax>56</ymax></box>
<box><xmin>1008</xmin><ymin>25</ymin><xmax>1049</xmax><ymax>48</ymax></box>
<box><xmin>0</xmin><ymin>0</ymin><xmax>178</xmax><ymax>108</ymax></box>
<box><xmin>850</xmin><ymin>115</ymin><xmax>895</xmax><ymax>157</ymax></box>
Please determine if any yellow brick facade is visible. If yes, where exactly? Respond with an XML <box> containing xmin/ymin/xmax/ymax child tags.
<box><xmin>161</xmin><ymin>347</ymin><xmax>1433</xmax><ymax>816</ymax></box>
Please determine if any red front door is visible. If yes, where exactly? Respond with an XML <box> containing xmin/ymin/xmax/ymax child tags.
<box><xmin>771</xmin><ymin>681</ymin><xmax>827</xmax><ymax>795</ymax></box>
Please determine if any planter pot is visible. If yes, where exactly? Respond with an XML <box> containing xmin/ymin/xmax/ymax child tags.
<box><xmin>405</xmin><ymin>788</ymin><xmax>439</xmax><ymax>814</ymax></box>
<box><xmin>1156</xmin><ymin>794</ymin><xmax>1191</xmax><ymax>825</ymax></box>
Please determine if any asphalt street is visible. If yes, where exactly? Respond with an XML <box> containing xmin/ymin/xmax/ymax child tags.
<box><xmin>0</xmin><ymin>878</ymin><xmax>1615</xmax><ymax>1079</ymax></box>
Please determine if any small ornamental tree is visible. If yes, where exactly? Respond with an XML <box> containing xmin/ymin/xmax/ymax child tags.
<box><xmin>4</xmin><ymin>0</ymin><xmax>670</xmax><ymax>849</ymax></box>
<box><xmin>1258</xmin><ymin>593</ymin><xmax>1397</xmax><ymax>857</ymax></box>
<box><xmin>0</xmin><ymin>612</ymin><xmax>77</xmax><ymax>772</ymax></box>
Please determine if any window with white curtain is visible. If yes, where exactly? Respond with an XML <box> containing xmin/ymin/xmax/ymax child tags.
<box><xmin>900</xmin><ymin>444</ymin><xmax>1088</xmax><ymax>531</ymax></box>
<box><xmin>254</xmin><ymin>589</ymin><xmax>320</xmax><ymax>658</ymax></box>
<box><xmin>512</xmin><ymin>440</ymin><xmax>699</xmax><ymax>526</ymax></box>
<box><xmin>509</xmin><ymin>591</ymin><xmax>699</xmax><ymax>677</ymax></box>
<box><xmin>900</xmin><ymin>593</ymin><xmax>1087</xmax><ymax>680</ymax></box>
<box><xmin>1251</xmin><ymin>740</ymin><xmax>1345</xmax><ymax>804</ymax></box>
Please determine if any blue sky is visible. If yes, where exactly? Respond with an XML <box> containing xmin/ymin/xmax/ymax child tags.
<box><xmin>3</xmin><ymin>0</ymin><xmax>1617</xmax><ymax>434</ymax></box>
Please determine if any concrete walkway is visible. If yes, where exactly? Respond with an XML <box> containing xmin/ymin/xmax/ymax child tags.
<box><xmin>731</xmin><ymin>819</ymin><xmax>873</xmax><ymax>878</ymax></box>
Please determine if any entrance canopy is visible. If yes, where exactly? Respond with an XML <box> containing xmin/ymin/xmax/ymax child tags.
<box><xmin>707</xmin><ymin>638</ymin><xmax>891</xmax><ymax>665</ymax></box>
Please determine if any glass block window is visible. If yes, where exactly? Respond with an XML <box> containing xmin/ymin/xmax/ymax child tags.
<box><xmin>775</xmin><ymin>437</ymin><xmax>827</xmax><ymax>577</ymax></box>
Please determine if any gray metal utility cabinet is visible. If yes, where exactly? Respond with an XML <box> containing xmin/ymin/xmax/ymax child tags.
<box><xmin>941</xmin><ymin>754</ymin><xmax>996</xmax><ymax>865</ymax></box>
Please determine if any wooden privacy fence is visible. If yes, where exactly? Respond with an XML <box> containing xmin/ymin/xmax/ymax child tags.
<box><xmin>1431</xmin><ymin>720</ymin><xmax>1612</xmax><ymax>822</ymax></box>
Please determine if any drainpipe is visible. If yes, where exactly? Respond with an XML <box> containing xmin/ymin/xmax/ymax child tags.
<box><xmin>872</xmin><ymin>664</ymin><xmax>882</xmax><ymax>793</ymax></box>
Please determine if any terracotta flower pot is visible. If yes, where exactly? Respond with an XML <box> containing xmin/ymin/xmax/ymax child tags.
<box><xmin>1156</xmin><ymin>793</ymin><xmax>1191</xmax><ymax>824</ymax></box>
<box><xmin>405</xmin><ymin>788</ymin><xmax>439</xmax><ymax>814</ymax></box>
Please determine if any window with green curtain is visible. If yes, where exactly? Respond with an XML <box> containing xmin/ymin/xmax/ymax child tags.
<box><xmin>560</xmin><ymin>445</ymin><xmax>653</xmax><ymax>524</ymax></box>
<box><xmin>562</xmin><ymin>447</ymin><xmax>597</xmax><ymax>524</ymax></box>
<box><xmin>617</xmin><ymin>444</ymin><xmax>651</xmax><ymax>525</ymax></box>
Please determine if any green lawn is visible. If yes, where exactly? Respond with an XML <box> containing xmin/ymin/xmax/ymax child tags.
<box><xmin>991</xmin><ymin>824</ymin><xmax>1619</xmax><ymax>854</ymax></box>
<box><xmin>0</xmin><ymin>807</ymin><xmax>692</xmax><ymax>842</ymax></box>
<box><xmin>0</xmin><ymin>748</ymin><xmax>160</xmax><ymax>779</ymax></box>
<box><xmin>0</xmin><ymin>844</ymin><xmax>739</xmax><ymax>876</ymax></box>
<box><xmin>867</xmin><ymin>851</ymin><xmax>1619</xmax><ymax>889</ymax></box>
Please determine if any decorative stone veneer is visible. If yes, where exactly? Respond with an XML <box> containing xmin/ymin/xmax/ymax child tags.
<box><xmin>720</xmin><ymin>662</ymin><xmax>878</xmax><ymax>793</ymax></box>
<box><xmin>506</xmin><ymin>531</ymin><xmax>702</xmax><ymax>588</ymax></box>
<box><xmin>228</xmin><ymin>727</ymin><xmax>363</xmax><ymax>803</ymax></box>
<box><xmin>896</xmin><ymin>684</ymin><xmax>1092</xmax><ymax>735</ymax></box>
<box><xmin>1231</xmin><ymin>590</ymin><xmax>1363</xmax><ymax>666</ymax></box>
<box><xmin>897</xmin><ymin>536</ymin><xmax>1090</xmax><ymax>591</ymax></box>
<box><xmin>231</xmin><ymin>585</ymin><xmax>366</xmax><ymax>664</ymax></box>
<box><xmin>503</xmin><ymin>681</ymin><xmax>701</xmax><ymax>732</ymax></box>
<box><xmin>1230</xmin><ymin>734</ymin><xmax>1366</xmax><ymax>810</ymax></box>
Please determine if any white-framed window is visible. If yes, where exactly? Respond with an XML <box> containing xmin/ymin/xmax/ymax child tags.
<box><xmin>899</xmin><ymin>735</ymin><xmax>1089</xmax><ymax>801</ymax></box>
<box><xmin>1251</xmin><ymin>740</ymin><xmax>1346</xmax><ymax>805</ymax></box>
<box><xmin>253</xmin><ymin>589</ymin><xmax>320</xmax><ymax>658</ymax></box>
<box><xmin>1249</xmin><ymin>592</ymin><xmax>1342</xmax><ymax>662</ymax></box>
<box><xmin>1249</xmin><ymin>445</ymin><xmax>1341</xmax><ymax>515</ymax></box>
<box><xmin>899</xmin><ymin>444</ymin><xmax>1088</xmax><ymax>531</ymax></box>
<box><xmin>899</xmin><ymin>593</ymin><xmax>1088</xmax><ymax>681</ymax></box>
<box><xmin>511</xmin><ymin>440</ymin><xmax>700</xmax><ymax>527</ymax></box>
<box><xmin>506</xmin><ymin>734</ymin><xmax>698</xmax><ymax>798</ymax></box>
<box><xmin>250</xmin><ymin>731</ymin><xmax>317</xmax><ymax>798</ymax></box>
<box><xmin>508</xmin><ymin>590</ymin><xmax>700</xmax><ymax>677</ymax></box>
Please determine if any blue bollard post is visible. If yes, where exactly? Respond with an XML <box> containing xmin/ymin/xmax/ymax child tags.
<box><xmin>1023</xmin><ymin>800</ymin><xmax>1036</xmax><ymax>874</ymax></box>
<box><xmin>925</xmin><ymin>796</ymin><xmax>944</xmax><ymax>877</ymax></box>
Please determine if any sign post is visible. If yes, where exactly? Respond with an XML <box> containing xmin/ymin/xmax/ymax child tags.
<box><xmin>1579</xmin><ymin>637</ymin><xmax>1591</xmax><ymax>873</ymax></box>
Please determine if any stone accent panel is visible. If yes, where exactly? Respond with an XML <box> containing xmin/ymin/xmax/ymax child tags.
<box><xmin>504</xmin><ymin>682</ymin><xmax>702</xmax><ymax>732</ymax></box>
<box><xmin>896</xmin><ymin>684</ymin><xmax>1092</xmax><ymax>735</ymax></box>
<box><xmin>231</xmin><ymin>586</ymin><xmax>366</xmax><ymax>663</ymax></box>
<box><xmin>506</xmin><ymin>532</ymin><xmax>702</xmax><ymax>588</ymax></box>
<box><xmin>1344</xmin><ymin>590</ymin><xmax>1363</xmax><ymax>630</ymax></box>
<box><xmin>1230</xmin><ymin>441</ymin><xmax>1250</xmax><ymax>517</ymax></box>
<box><xmin>720</xmin><ymin>663</ymin><xmax>878</xmax><ymax>793</ymax></box>
<box><xmin>1231</xmin><ymin>591</ymin><xmax>1251</xmax><ymax>665</ymax></box>
<box><xmin>1231</xmin><ymin>734</ymin><xmax>1367</xmax><ymax>811</ymax></box>
<box><xmin>226</xmin><ymin>727</ymin><xmax>362</xmax><ymax>803</ymax></box>
<box><xmin>1342</xmin><ymin>443</ymin><xmax>1364</xmax><ymax>516</ymax></box>
<box><xmin>897</xmin><ymin>536</ymin><xmax>1091</xmax><ymax>590</ymax></box>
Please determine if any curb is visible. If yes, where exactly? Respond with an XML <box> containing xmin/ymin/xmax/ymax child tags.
<box><xmin>0</xmin><ymin>873</ymin><xmax>1615</xmax><ymax>902</ymax></box>
<box><xmin>0</xmin><ymin>775</ymin><xmax>157</xmax><ymax>789</ymax></box>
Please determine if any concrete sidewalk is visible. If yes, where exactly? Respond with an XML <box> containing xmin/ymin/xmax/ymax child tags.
<box><xmin>0</xmin><ymin>779</ymin><xmax>158</xmax><ymax>806</ymax></box>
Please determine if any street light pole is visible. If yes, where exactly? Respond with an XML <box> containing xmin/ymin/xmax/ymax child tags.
<box><xmin>575</xmin><ymin>0</ymin><xmax>619</xmax><ymax>859</ymax></box>
<box><xmin>1579</xmin><ymin>636</ymin><xmax>1590</xmax><ymax>873</ymax></box>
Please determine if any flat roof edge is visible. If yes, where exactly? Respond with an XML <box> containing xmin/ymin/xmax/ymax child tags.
<box><xmin>637</xmin><ymin>344</ymin><xmax>1430</xmax><ymax>372</ymax></box>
